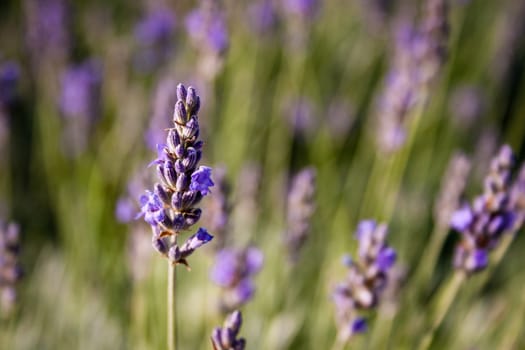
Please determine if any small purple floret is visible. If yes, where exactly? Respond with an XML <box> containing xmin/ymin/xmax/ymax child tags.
<box><xmin>450</xmin><ymin>205</ymin><xmax>473</xmax><ymax>232</ymax></box>
<box><xmin>190</xmin><ymin>166</ymin><xmax>214</xmax><ymax>195</ymax></box>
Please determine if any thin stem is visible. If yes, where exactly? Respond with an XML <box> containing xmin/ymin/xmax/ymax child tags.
<box><xmin>417</xmin><ymin>271</ymin><xmax>465</xmax><ymax>350</ymax></box>
<box><xmin>167</xmin><ymin>260</ymin><xmax>177</xmax><ymax>350</ymax></box>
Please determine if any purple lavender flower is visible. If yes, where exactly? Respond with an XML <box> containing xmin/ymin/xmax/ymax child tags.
<box><xmin>282</xmin><ymin>0</ymin><xmax>319</xmax><ymax>20</ymax></box>
<box><xmin>134</xmin><ymin>8</ymin><xmax>176</xmax><ymax>72</ymax></box>
<box><xmin>451</xmin><ymin>145</ymin><xmax>524</xmax><ymax>274</ymax></box>
<box><xmin>0</xmin><ymin>221</ymin><xmax>22</xmax><ymax>317</ymax></box>
<box><xmin>434</xmin><ymin>152</ymin><xmax>472</xmax><ymax>228</ymax></box>
<box><xmin>211</xmin><ymin>310</ymin><xmax>246</xmax><ymax>350</ymax></box>
<box><xmin>25</xmin><ymin>0</ymin><xmax>71</xmax><ymax>67</ymax></box>
<box><xmin>210</xmin><ymin>247</ymin><xmax>263</xmax><ymax>311</ymax></box>
<box><xmin>284</xmin><ymin>167</ymin><xmax>316</xmax><ymax>263</ymax></box>
<box><xmin>139</xmin><ymin>84</ymin><xmax>214</xmax><ymax>266</ymax></box>
<box><xmin>332</xmin><ymin>220</ymin><xmax>397</xmax><ymax>343</ymax></box>
<box><xmin>449</xmin><ymin>86</ymin><xmax>485</xmax><ymax>129</ymax></box>
<box><xmin>0</xmin><ymin>62</ymin><xmax>20</xmax><ymax>107</ymax></box>
<box><xmin>248</xmin><ymin>0</ymin><xmax>278</xmax><ymax>35</ymax></box>
<box><xmin>190</xmin><ymin>166</ymin><xmax>214</xmax><ymax>195</ymax></box>
<box><xmin>185</xmin><ymin>7</ymin><xmax>228</xmax><ymax>55</ymax></box>
<box><xmin>59</xmin><ymin>60</ymin><xmax>102</xmax><ymax>157</ymax></box>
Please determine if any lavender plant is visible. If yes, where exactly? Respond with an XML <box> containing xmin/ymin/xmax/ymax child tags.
<box><xmin>332</xmin><ymin>220</ymin><xmax>397</xmax><ymax>346</ymax></box>
<box><xmin>210</xmin><ymin>246</ymin><xmax>263</xmax><ymax>312</ymax></box>
<box><xmin>211</xmin><ymin>310</ymin><xmax>246</xmax><ymax>350</ymax></box>
<box><xmin>202</xmin><ymin>166</ymin><xmax>231</xmax><ymax>251</ymax></box>
<box><xmin>58</xmin><ymin>60</ymin><xmax>102</xmax><ymax>157</ymax></box>
<box><xmin>284</xmin><ymin>167</ymin><xmax>316</xmax><ymax>263</ymax></box>
<box><xmin>451</xmin><ymin>145</ymin><xmax>522</xmax><ymax>273</ymax></box>
<box><xmin>137</xmin><ymin>83</ymin><xmax>214</xmax><ymax>350</ymax></box>
<box><xmin>0</xmin><ymin>221</ymin><xmax>22</xmax><ymax>318</ymax></box>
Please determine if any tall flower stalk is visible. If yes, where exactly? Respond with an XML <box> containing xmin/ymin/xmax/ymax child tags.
<box><xmin>138</xmin><ymin>84</ymin><xmax>214</xmax><ymax>350</ymax></box>
<box><xmin>418</xmin><ymin>144</ymin><xmax>525</xmax><ymax>350</ymax></box>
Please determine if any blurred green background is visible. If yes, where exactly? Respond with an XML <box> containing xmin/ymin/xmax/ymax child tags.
<box><xmin>0</xmin><ymin>0</ymin><xmax>525</xmax><ymax>349</ymax></box>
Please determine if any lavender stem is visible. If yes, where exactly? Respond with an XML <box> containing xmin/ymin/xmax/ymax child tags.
<box><xmin>417</xmin><ymin>271</ymin><xmax>465</xmax><ymax>350</ymax></box>
<box><xmin>168</xmin><ymin>237</ymin><xmax>177</xmax><ymax>350</ymax></box>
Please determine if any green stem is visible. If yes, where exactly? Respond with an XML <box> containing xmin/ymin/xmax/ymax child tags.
<box><xmin>167</xmin><ymin>260</ymin><xmax>177</xmax><ymax>350</ymax></box>
<box><xmin>417</xmin><ymin>271</ymin><xmax>465</xmax><ymax>350</ymax></box>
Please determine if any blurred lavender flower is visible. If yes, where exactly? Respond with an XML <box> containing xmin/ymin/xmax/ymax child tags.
<box><xmin>185</xmin><ymin>2</ymin><xmax>229</xmax><ymax>79</ymax></box>
<box><xmin>233</xmin><ymin>163</ymin><xmax>261</xmax><ymax>237</ymax></box>
<box><xmin>202</xmin><ymin>166</ymin><xmax>231</xmax><ymax>251</ymax></box>
<box><xmin>138</xmin><ymin>84</ymin><xmax>214</xmax><ymax>266</ymax></box>
<box><xmin>434</xmin><ymin>152</ymin><xmax>471</xmax><ymax>228</ymax></box>
<box><xmin>451</xmin><ymin>145</ymin><xmax>524</xmax><ymax>273</ymax></box>
<box><xmin>248</xmin><ymin>0</ymin><xmax>278</xmax><ymax>35</ymax></box>
<box><xmin>133</xmin><ymin>8</ymin><xmax>176</xmax><ymax>73</ymax></box>
<box><xmin>417</xmin><ymin>0</ymin><xmax>449</xmax><ymax>85</ymax></box>
<box><xmin>282</xmin><ymin>0</ymin><xmax>319</xmax><ymax>20</ymax></box>
<box><xmin>211</xmin><ymin>310</ymin><xmax>246</xmax><ymax>350</ymax></box>
<box><xmin>284</xmin><ymin>167</ymin><xmax>316</xmax><ymax>263</ymax></box>
<box><xmin>210</xmin><ymin>247</ymin><xmax>263</xmax><ymax>312</ymax></box>
<box><xmin>0</xmin><ymin>221</ymin><xmax>22</xmax><ymax>318</ymax></box>
<box><xmin>449</xmin><ymin>86</ymin><xmax>485</xmax><ymax>129</ymax></box>
<box><xmin>332</xmin><ymin>220</ymin><xmax>397</xmax><ymax>343</ymax></box>
<box><xmin>376</xmin><ymin>24</ymin><xmax>420</xmax><ymax>153</ymax></box>
<box><xmin>326</xmin><ymin>98</ymin><xmax>356</xmax><ymax>141</ymax></box>
<box><xmin>0</xmin><ymin>62</ymin><xmax>20</xmax><ymax>107</ymax></box>
<box><xmin>25</xmin><ymin>0</ymin><xmax>71</xmax><ymax>68</ymax></box>
<box><xmin>285</xmin><ymin>97</ymin><xmax>317</xmax><ymax>138</ymax></box>
<box><xmin>145</xmin><ymin>78</ymin><xmax>178</xmax><ymax>151</ymax></box>
<box><xmin>115</xmin><ymin>166</ymin><xmax>152</xmax><ymax>223</ymax></box>
<box><xmin>59</xmin><ymin>60</ymin><xmax>102</xmax><ymax>157</ymax></box>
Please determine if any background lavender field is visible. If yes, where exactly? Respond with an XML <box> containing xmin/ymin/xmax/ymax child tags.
<box><xmin>1</xmin><ymin>0</ymin><xmax>525</xmax><ymax>349</ymax></box>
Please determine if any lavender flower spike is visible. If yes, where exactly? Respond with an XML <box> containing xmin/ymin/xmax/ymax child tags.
<box><xmin>0</xmin><ymin>221</ymin><xmax>22</xmax><ymax>318</ymax></box>
<box><xmin>211</xmin><ymin>310</ymin><xmax>246</xmax><ymax>350</ymax></box>
<box><xmin>284</xmin><ymin>167</ymin><xmax>316</xmax><ymax>263</ymax></box>
<box><xmin>332</xmin><ymin>220</ymin><xmax>397</xmax><ymax>343</ymax></box>
<box><xmin>451</xmin><ymin>145</ymin><xmax>524</xmax><ymax>274</ymax></box>
<box><xmin>138</xmin><ymin>84</ymin><xmax>214</xmax><ymax>266</ymax></box>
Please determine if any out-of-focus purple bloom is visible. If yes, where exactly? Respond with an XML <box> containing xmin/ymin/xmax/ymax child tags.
<box><xmin>140</xmin><ymin>84</ymin><xmax>213</xmax><ymax>266</ymax></box>
<box><xmin>25</xmin><ymin>0</ymin><xmax>70</xmax><ymax>67</ymax></box>
<box><xmin>59</xmin><ymin>60</ymin><xmax>102</xmax><ymax>157</ymax></box>
<box><xmin>210</xmin><ymin>247</ymin><xmax>263</xmax><ymax>311</ymax></box>
<box><xmin>449</xmin><ymin>86</ymin><xmax>485</xmax><ymax>129</ymax></box>
<box><xmin>115</xmin><ymin>166</ymin><xmax>153</xmax><ymax>223</ymax></box>
<box><xmin>248</xmin><ymin>0</ymin><xmax>278</xmax><ymax>35</ymax></box>
<box><xmin>0</xmin><ymin>221</ymin><xmax>22</xmax><ymax>317</ymax></box>
<box><xmin>434</xmin><ymin>152</ymin><xmax>472</xmax><ymax>228</ymax></box>
<box><xmin>202</xmin><ymin>166</ymin><xmax>230</xmax><ymax>251</ymax></box>
<box><xmin>190</xmin><ymin>166</ymin><xmax>214</xmax><ymax>196</ymax></box>
<box><xmin>282</xmin><ymin>0</ymin><xmax>319</xmax><ymax>20</ymax></box>
<box><xmin>134</xmin><ymin>9</ymin><xmax>176</xmax><ymax>72</ymax></box>
<box><xmin>185</xmin><ymin>8</ymin><xmax>228</xmax><ymax>55</ymax></box>
<box><xmin>0</xmin><ymin>62</ymin><xmax>20</xmax><ymax>107</ymax></box>
<box><xmin>211</xmin><ymin>310</ymin><xmax>246</xmax><ymax>350</ymax></box>
<box><xmin>284</xmin><ymin>167</ymin><xmax>316</xmax><ymax>263</ymax></box>
<box><xmin>285</xmin><ymin>97</ymin><xmax>317</xmax><ymax>137</ymax></box>
<box><xmin>451</xmin><ymin>145</ymin><xmax>525</xmax><ymax>274</ymax></box>
<box><xmin>326</xmin><ymin>99</ymin><xmax>355</xmax><ymax>141</ymax></box>
<box><xmin>332</xmin><ymin>220</ymin><xmax>397</xmax><ymax>343</ymax></box>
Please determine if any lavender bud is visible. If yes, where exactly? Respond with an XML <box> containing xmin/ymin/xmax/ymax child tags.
<box><xmin>174</xmin><ymin>100</ymin><xmax>187</xmax><ymax>125</ymax></box>
<box><xmin>211</xmin><ymin>310</ymin><xmax>246</xmax><ymax>350</ymax></box>
<box><xmin>176</xmin><ymin>83</ymin><xmax>187</xmax><ymax>101</ymax></box>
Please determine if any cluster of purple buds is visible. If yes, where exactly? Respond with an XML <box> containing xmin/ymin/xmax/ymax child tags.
<box><xmin>332</xmin><ymin>220</ymin><xmax>397</xmax><ymax>342</ymax></box>
<box><xmin>133</xmin><ymin>8</ymin><xmax>176</xmax><ymax>73</ymax></box>
<box><xmin>0</xmin><ymin>221</ymin><xmax>22</xmax><ymax>317</ymax></box>
<box><xmin>451</xmin><ymin>145</ymin><xmax>524</xmax><ymax>273</ymax></box>
<box><xmin>210</xmin><ymin>247</ymin><xmax>263</xmax><ymax>312</ymax></box>
<box><xmin>284</xmin><ymin>167</ymin><xmax>316</xmax><ymax>263</ymax></box>
<box><xmin>138</xmin><ymin>84</ymin><xmax>214</xmax><ymax>267</ymax></box>
<box><xmin>211</xmin><ymin>310</ymin><xmax>246</xmax><ymax>350</ymax></box>
<box><xmin>59</xmin><ymin>60</ymin><xmax>102</xmax><ymax>157</ymax></box>
<box><xmin>434</xmin><ymin>152</ymin><xmax>471</xmax><ymax>228</ymax></box>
